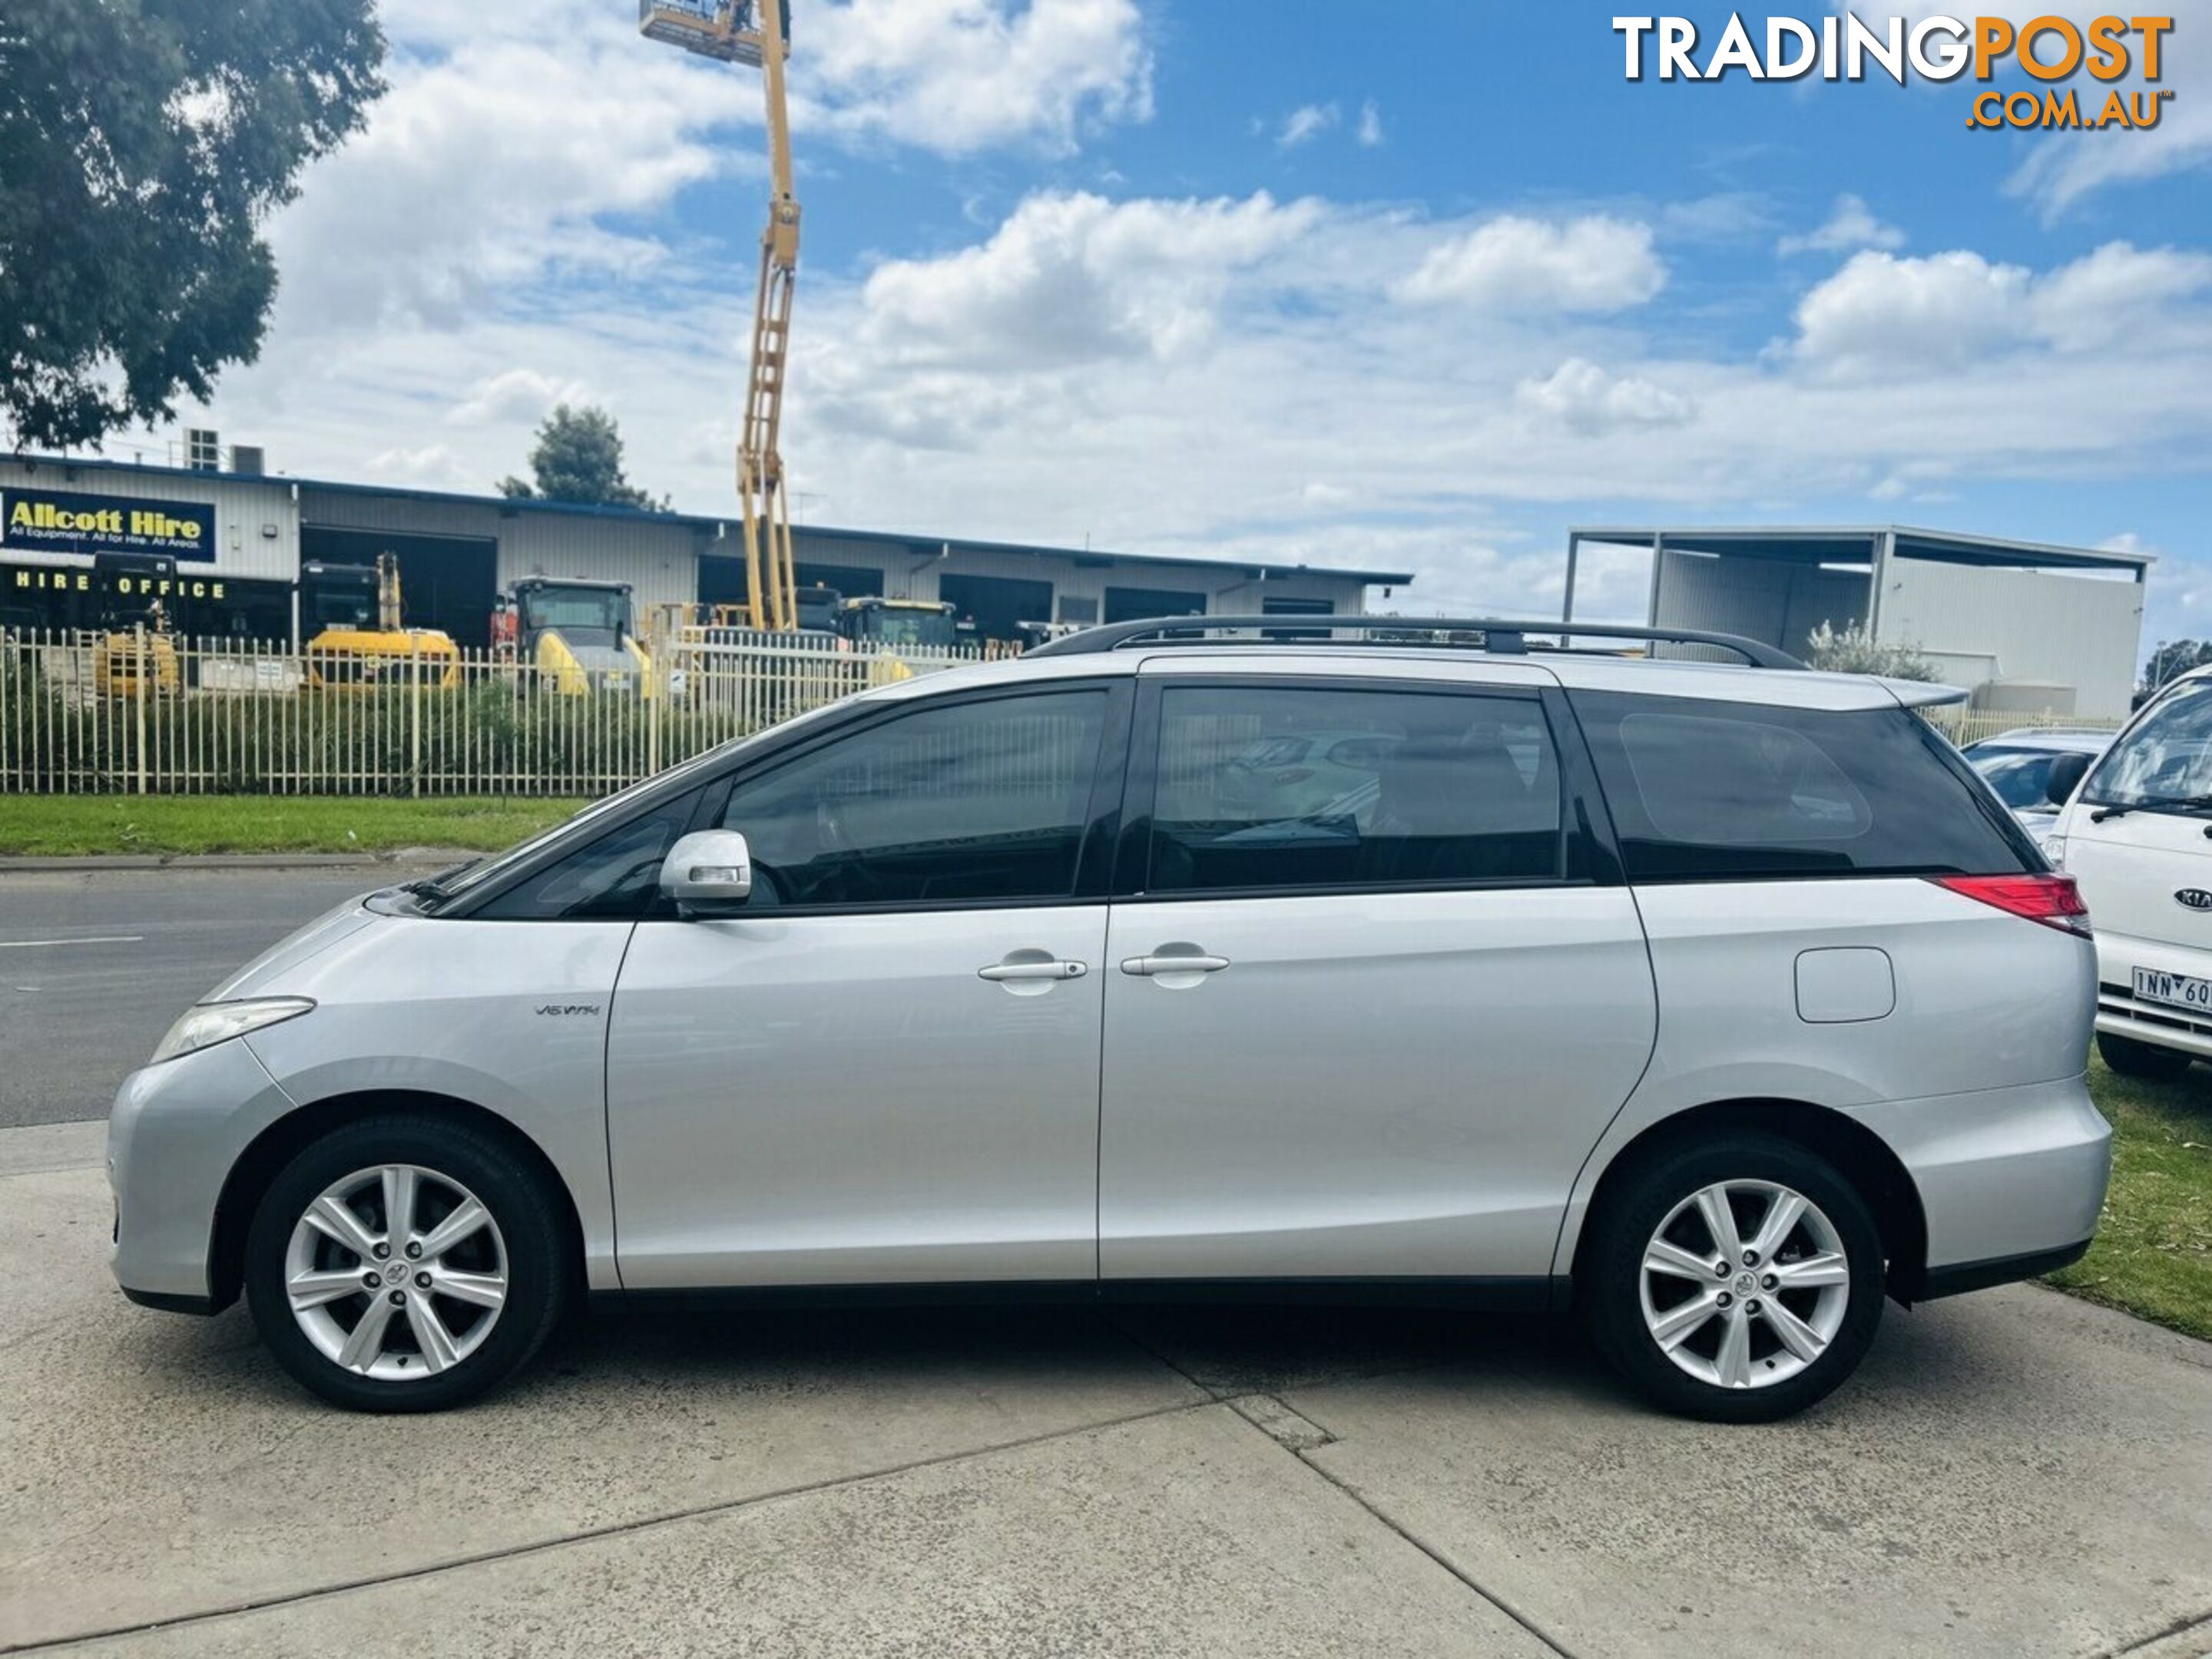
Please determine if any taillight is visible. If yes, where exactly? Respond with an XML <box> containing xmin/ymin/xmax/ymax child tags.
<box><xmin>1930</xmin><ymin>873</ymin><xmax>2091</xmax><ymax>938</ymax></box>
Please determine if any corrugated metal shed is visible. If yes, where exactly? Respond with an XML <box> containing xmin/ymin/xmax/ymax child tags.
<box><xmin>1563</xmin><ymin>525</ymin><xmax>2151</xmax><ymax>720</ymax></box>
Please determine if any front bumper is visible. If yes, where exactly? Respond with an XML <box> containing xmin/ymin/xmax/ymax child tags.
<box><xmin>1844</xmin><ymin>1073</ymin><xmax>2111</xmax><ymax>1283</ymax></box>
<box><xmin>2092</xmin><ymin>930</ymin><xmax>2212</xmax><ymax>1058</ymax></box>
<box><xmin>108</xmin><ymin>1036</ymin><xmax>298</xmax><ymax>1307</ymax></box>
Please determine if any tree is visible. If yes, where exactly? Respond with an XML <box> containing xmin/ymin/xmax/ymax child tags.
<box><xmin>0</xmin><ymin>0</ymin><xmax>386</xmax><ymax>450</ymax></box>
<box><xmin>1804</xmin><ymin>620</ymin><xmax>1937</xmax><ymax>681</ymax></box>
<box><xmin>498</xmin><ymin>406</ymin><xmax>668</xmax><ymax>510</ymax></box>
<box><xmin>2141</xmin><ymin>640</ymin><xmax>2212</xmax><ymax>697</ymax></box>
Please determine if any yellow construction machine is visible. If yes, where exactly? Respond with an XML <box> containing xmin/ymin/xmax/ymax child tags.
<box><xmin>87</xmin><ymin>552</ymin><xmax>182</xmax><ymax>697</ymax></box>
<box><xmin>303</xmin><ymin>553</ymin><xmax>462</xmax><ymax>690</ymax></box>
<box><xmin>91</xmin><ymin>613</ymin><xmax>180</xmax><ymax>699</ymax></box>
<box><xmin>499</xmin><ymin>576</ymin><xmax>655</xmax><ymax>696</ymax></box>
<box><xmin>640</xmin><ymin>0</ymin><xmax>803</xmax><ymax>634</ymax></box>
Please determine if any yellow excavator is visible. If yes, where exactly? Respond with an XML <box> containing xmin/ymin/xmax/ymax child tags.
<box><xmin>640</xmin><ymin>0</ymin><xmax>802</xmax><ymax>633</ymax></box>
<box><xmin>303</xmin><ymin>553</ymin><xmax>461</xmax><ymax>690</ymax></box>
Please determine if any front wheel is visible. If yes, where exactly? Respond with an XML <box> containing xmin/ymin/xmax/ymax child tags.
<box><xmin>1581</xmin><ymin>1134</ymin><xmax>1884</xmax><ymax>1422</ymax></box>
<box><xmin>2098</xmin><ymin>1030</ymin><xmax>2194</xmax><ymax>1081</ymax></box>
<box><xmin>244</xmin><ymin>1114</ymin><xmax>569</xmax><ymax>1412</ymax></box>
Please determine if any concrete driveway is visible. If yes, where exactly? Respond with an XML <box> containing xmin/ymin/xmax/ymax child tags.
<box><xmin>4</xmin><ymin>1119</ymin><xmax>2209</xmax><ymax>1659</ymax></box>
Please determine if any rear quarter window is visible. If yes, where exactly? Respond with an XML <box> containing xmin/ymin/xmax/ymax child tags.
<box><xmin>1571</xmin><ymin>690</ymin><xmax>2038</xmax><ymax>881</ymax></box>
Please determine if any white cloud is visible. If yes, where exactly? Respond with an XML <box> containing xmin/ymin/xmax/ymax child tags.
<box><xmin>446</xmin><ymin>368</ymin><xmax>593</xmax><ymax>429</ymax></box>
<box><xmin>363</xmin><ymin>444</ymin><xmax>476</xmax><ymax>488</ymax></box>
<box><xmin>1515</xmin><ymin>359</ymin><xmax>1696</xmax><ymax>435</ymax></box>
<box><xmin>796</xmin><ymin>0</ymin><xmax>1153</xmax><ymax>157</ymax></box>
<box><xmin>2002</xmin><ymin>0</ymin><xmax>2212</xmax><ymax>216</ymax></box>
<box><xmin>839</xmin><ymin>190</ymin><xmax>1326</xmax><ymax>374</ymax></box>
<box><xmin>260</xmin><ymin>0</ymin><xmax>1154</xmax><ymax>343</ymax></box>
<box><xmin>1777</xmin><ymin>194</ymin><xmax>1905</xmax><ymax>257</ymax></box>
<box><xmin>1792</xmin><ymin>249</ymin><xmax>2027</xmax><ymax>371</ymax></box>
<box><xmin>1793</xmin><ymin>243</ymin><xmax>2212</xmax><ymax>373</ymax></box>
<box><xmin>158</xmin><ymin>174</ymin><xmax>2212</xmax><ymax>635</ymax></box>
<box><xmin>267</xmin><ymin>31</ymin><xmax>732</xmax><ymax>336</ymax></box>
<box><xmin>1356</xmin><ymin>100</ymin><xmax>1385</xmax><ymax>147</ymax></box>
<box><xmin>1277</xmin><ymin>103</ymin><xmax>1340</xmax><ymax>148</ymax></box>
<box><xmin>1396</xmin><ymin>216</ymin><xmax>1667</xmax><ymax>313</ymax></box>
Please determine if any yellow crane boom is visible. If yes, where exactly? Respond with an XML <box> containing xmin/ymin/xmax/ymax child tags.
<box><xmin>638</xmin><ymin>0</ymin><xmax>801</xmax><ymax>631</ymax></box>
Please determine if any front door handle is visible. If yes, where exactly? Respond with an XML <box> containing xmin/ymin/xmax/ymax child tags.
<box><xmin>978</xmin><ymin>959</ymin><xmax>1088</xmax><ymax>982</ymax></box>
<box><xmin>1120</xmin><ymin>953</ymin><xmax>1231</xmax><ymax>977</ymax></box>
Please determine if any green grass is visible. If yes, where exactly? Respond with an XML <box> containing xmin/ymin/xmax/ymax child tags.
<box><xmin>0</xmin><ymin>794</ymin><xmax>588</xmax><ymax>857</ymax></box>
<box><xmin>2049</xmin><ymin>1055</ymin><xmax>2212</xmax><ymax>1340</ymax></box>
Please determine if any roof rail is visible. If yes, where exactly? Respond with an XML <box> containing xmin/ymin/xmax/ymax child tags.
<box><xmin>1023</xmin><ymin>614</ymin><xmax>1807</xmax><ymax>671</ymax></box>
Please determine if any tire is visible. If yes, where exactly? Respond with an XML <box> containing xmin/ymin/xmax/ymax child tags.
<box><xmin>244</xmin><ymin>1113</ymin><xmax>570</xmax><ymax>1412</ymax></box>
<box><xmin>2098</xmin><ymin>1030</ymin><xmax>2194</xmax><ymax>1081</ymax></box>
<box><xmin>1580</xmin><ymin>1134</ymin><xmax>1885</xmax><ymax>1424</ymax></box>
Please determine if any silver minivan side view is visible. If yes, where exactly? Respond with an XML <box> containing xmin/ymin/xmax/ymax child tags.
<box><xmin>107</xmin><ymin>618</ymin><xmax>2111</xmax><ymax>1422</ymax></box>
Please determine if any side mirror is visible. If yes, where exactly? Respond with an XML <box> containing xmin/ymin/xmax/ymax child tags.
<box><xmin>661</xmin><ymin>829</ymin><xmax>752</xmax><ymax>917</ymax></box>
<box><xmin>2045</xmin><ymin>751</ymin><xmax>2092</xmax><ymax>807</ymax></box>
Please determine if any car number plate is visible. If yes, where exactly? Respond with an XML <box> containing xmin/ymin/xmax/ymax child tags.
<box><xmin>2133</xmin><ymin>967</ymin><xmax>2212</xmax><ymax>1012</ymax></box>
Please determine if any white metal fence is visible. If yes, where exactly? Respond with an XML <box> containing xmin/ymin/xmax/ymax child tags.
<box><xmin>1920</xmin><ymin>707</ymin><xmax>2123</xmax><ymax>748</ymax></box>
<box><xmin>0</xmin><ymin>628</ymin><xmax>986</xmax><ymax>796</ymax></box>
<box><xmin>0</xmin><ymin>625</ymin><xmax>2124</xmax><ymax>798</ymax></box>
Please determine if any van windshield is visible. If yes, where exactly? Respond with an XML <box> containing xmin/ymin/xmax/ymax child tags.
<box><xmin>2084</xmin><ymin>680</ymin><xmax>2212</xmax><ymax>815</ymax></box>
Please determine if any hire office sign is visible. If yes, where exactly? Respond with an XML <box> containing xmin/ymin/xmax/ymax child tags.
<box><xmin>0</xmin><ymin>485</ymin><xmax>214</xmax><ymax>562</ymax></box>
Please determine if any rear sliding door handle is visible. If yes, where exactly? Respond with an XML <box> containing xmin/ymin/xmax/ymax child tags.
<box><xmin>1120</xmin><ymin>954</ymin><xmax>1231</xmax><ymax>977</ymax></box>
<box><xmin>977</xmin><ymin>960</ymin><xmax>1088</xmax><ymax>982</ymax></box>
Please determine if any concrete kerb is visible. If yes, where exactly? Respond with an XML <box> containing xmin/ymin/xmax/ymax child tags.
<box><xmin>0</xmin><ymin>846</ymin><xmax>482</xmax><ymax>874</ymax></box>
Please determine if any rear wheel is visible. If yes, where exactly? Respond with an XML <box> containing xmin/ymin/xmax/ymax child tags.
<box><xmin>2098</xmin><ymin>1031</ymin><xmax>2194</xmax><ymax>1081</ymax></box>
<box><xmin>1581</xmin><ymin>1134</ymin><xmax>1884</xmax><ymax>1422</ymax></box>
<box><xmin>244</xmin><ymin>1114</ymin><xmax>569</xmax><ymax>1412</ymax></box>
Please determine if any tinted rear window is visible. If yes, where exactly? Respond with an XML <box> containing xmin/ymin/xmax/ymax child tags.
<box><xmin>1571</xmin><ymin>690</ymin><xmax>2037</xmax><ymax>881</ymax></box>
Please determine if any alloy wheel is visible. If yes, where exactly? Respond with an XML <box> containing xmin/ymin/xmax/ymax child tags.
<box><xmin>1636</xmin><ymin>1179</ymin><xmax>1850</xmax><ymax>1390</ymax></box>
<box><xmin>283</xmin><ymin>1164</ymin><xmax>508</xmax><ymax>1382</ymax></box>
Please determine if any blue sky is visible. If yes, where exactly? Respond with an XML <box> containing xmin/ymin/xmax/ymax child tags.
<box><xmin>142</xmin><ymin>0</ymin><xmax>2211</xmax><ymax>657</ymax></box>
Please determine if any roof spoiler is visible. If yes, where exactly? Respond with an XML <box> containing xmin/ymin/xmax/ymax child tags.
<box><xmin>1883</xmin><ymin>679</ymin><xmax>1969</xmax><ymax>709</ymax></box>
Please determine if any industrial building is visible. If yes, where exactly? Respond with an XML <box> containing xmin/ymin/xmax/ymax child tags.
<box><xmin>1564</xmin><ymin>525</ymin><xmax>2151</xmax><ymax>720</ymax></box>
<box><xmin>0</xmin><ymin>451</ymin><xmax>1407</xmax><ymax>648</ymax></box>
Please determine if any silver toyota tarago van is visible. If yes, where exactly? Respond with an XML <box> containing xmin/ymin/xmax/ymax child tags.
<box><xmin>108</xmin><ymin>617</ymin><xmax>2111</xmax><ymax>1421</ymax></box>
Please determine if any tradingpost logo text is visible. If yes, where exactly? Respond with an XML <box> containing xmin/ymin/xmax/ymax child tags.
<box><xmin>1614</xmin><ymin>14</ymin><xmax>2176</xmax><ymax>130</ymax></box>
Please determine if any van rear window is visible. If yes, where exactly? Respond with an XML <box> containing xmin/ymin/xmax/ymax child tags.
<box><xmin>1570</xmin><ymin>691</ymin><xmax>2038</xmax><ymax>882</ymax></box>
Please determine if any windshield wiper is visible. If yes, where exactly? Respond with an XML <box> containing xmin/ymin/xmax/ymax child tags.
<box><xmin>2089</xmin><ymin>793</ymin><xmax>2212</xmax><ymax>823</ymax></box>
<box><xmin>397</xmin><ymin>856</ymin><xmax>482</xmax><ymax>909</ymax></box>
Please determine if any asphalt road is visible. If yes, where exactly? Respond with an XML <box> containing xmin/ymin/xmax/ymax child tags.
<box><xmin>0</xmin><ymin>869</ymin><xmax>389</xmax><ymax>1129</ymax></box>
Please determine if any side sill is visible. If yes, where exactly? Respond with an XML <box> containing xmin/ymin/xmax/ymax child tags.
<box><xmin>1916</xmin><ymin>1238</ymin><xmax>2093</xmax><ymax>1303</ymax></box>
<box><xmin>121</xmin><ymin>1286</ymin><xmax>222</xmax><ymax>1316</ymax></box>
<box><xmin>588</xmin><ymin>1275</ymin><xmax>1567</xmax><ymax>1316</ymax></box>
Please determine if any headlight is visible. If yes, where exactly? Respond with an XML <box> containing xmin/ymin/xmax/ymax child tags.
<box><xmin>151</xmin><ymin>998</ymin><xmax>316</xmax><ymax>1065</ymax></box>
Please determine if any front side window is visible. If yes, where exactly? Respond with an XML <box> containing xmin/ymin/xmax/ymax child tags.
<box><xmin>1575</xmin><ymin>691</ymin><xmax>2035</xmax><ymax>881</ymax></box>
<box><xmin>475</xmin><ymin>796</ymin><xmax>698</xmax><ymax>920</ymax></box>
<box><xmin>720</xmin><ymin>690</ymin><xmax>1108</xmax><ymax>907</ymax></box>
<box><xmin>2084</xmin><ymin>680</ymin><xmax>2212</xmax><ymax>813</ymax></box>
<box><xmin>1147</xmin><ymin>684</ymin><xmax>1565</xmax><ymax>893</ymax></box>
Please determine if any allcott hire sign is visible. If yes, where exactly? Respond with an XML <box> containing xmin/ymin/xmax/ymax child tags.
<box><xmin>0</xmin><ymin>485</ymin><xmax>214</xmax><ymax>562</ymax></box>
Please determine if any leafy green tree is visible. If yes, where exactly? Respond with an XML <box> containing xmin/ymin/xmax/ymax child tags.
<box><xmin>498</xmin><ymin>405</ymin><xmax>668</xmax><ymax>510</ymax></box>
<box><xmin>0</xmin><ymin>0</ymin><xmax>386</xmax><ymax>449</ymax></box>
<box><xmin>2141</xmin><ymin>639</ymin><xmax>2212</xmax><ymax>697</ymax></box>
